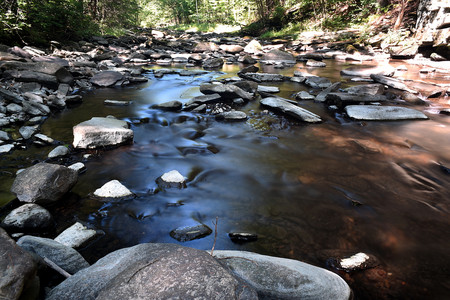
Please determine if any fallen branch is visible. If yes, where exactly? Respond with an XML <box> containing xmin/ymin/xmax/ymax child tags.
<box><xmin>43</xmin><ymin>257</ymin><xmax>71</xmax><ymax>278</ymax></box>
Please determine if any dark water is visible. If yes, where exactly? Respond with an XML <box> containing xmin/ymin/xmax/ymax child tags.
<box><xmin>1</xmin><ymin>60</ymin><xmax>450</xmax><ymax>299</ymax></box>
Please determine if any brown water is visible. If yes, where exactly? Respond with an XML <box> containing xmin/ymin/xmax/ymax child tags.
<box><xmin>1</xmin><ymin>60</ymin><xmax>450</xmax><ymax>299</ymax></box>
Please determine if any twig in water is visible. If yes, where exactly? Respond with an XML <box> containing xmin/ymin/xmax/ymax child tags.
<box><xmin>210</xmin><ymin>216</ymin><xmax>219</xmax><ymax>256</ymax></box>
<box><xmin>43</xmin><ymin>257</ymin><xmax>71</xmax><ymax>278</ymax></box>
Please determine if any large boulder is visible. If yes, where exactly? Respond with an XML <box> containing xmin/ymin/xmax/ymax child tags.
<box><xmin>0</xmin><ymin>61</ymin><xmax>73</xmax><ymax>84</ymax></box>
<box><xmin>10</xmin><ymin>163</ymin><xmax>78</xmax><ymax>204</ymax></box>
<box><xmin>90</xmin><ymin>71</ymin><xmax>124</xmax><ymax>87</ymax></box>
<box><xmin>260</xmin><ymin>97</ymin><xmax>322</xmax><ymax>123</ymax></box>
<box><xmin>0</xmin><ymin>228</ymin><xmax>38</xmax><ymax>300</ymax></box>
<box><xmin>72</xmin><ymin>117</ymin><xmax>133</xmax><ymax>149</ymax></box>
<box><xmin>17</xmin><ymin>235</ymin><xmax>89</xmax><ymax>275</ymax></box>
<box><xmin>415</xmin><ymin>0</ymin><xmax>450</xmax><ymax>48</ymax></box>
<box><xmin>212</xmin><ymin>250</ymin><xmax>352</xmax><ymax>300</ymax></box>
<box><xmin>200</xmin><ymin>83</ymin><xmax>253</xmax><ymax>101</ymax></box>
<box><xmin>1</xmin><ymin>203</ymin><xmax>53</xmax><ymax>232</ymax></box>
<box><xmin>47</xmin><ymin>243</ymin><xmax>258</xmax><ymax>300</ymax></box>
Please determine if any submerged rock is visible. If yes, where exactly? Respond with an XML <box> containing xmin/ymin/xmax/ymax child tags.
<box><xmin>11</xmin><ymin>163</ymin><xmax>78</xmax><ymax>204</ymax></box>
<box><xmin>73</xmin><ymin>117</ymin><xmax>133</xmax><ymax>149</ymax></box>
<box><xmin>228</xmin><ymin>232</ymin><xmax>258</xmax><ymax>243</ymax></box>
<box><xmin>170</xmin><ymin>224</ymin><xmax>213</xmax><ymax>242</ymax></box>
<box><xmin>345</xmin><ymin>105</ymin><xmax>429</xmax><ymax>121</ymax></box>
<box><xmin>212</xmin><ymin>250</ymin><xmax>352</xmax><ymax>300</ymax></box>
<box><xmin>260</xmin><ymin>97</ymin><xmax>322</xmax><ymax>123</ymax></box>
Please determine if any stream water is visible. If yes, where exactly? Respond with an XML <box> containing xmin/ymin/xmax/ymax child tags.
<box><xmin>1</xmin><ymin>60</ymin><xmax>450</xmax><ymax>299</ymax></box>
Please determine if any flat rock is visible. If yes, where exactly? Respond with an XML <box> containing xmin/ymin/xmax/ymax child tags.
<box><xmin>47</xmin><ymin>243</ymin><xmax>257</xmax><ymax>300</ymax></box>
<box><xmin>260</xmin><ymin>97</ymin><xmax>322</xmax><ymax>123</ymax></box>
<box><xmin>19</xmin><ymin>126</ymin><xmax>38</xmax><ymax>140</ymax></box>
<box><xmin>170</xmin><ymin>224</ymin><xmax>213</xmax><ymax>242</ymax></box>
<box><xmin>262</xmin><ymin>49</ymin><xmax>295</xmax><ymax>64</ymax></box>
<box><xmin>68</xmin><ymin>162</ymin><xmax>86</xmax><ymax>174</ymax></box>
<box><xmin>257</xmin><ymin>85</ymin><xmax>280</xmax><ymax>93</ymax></box>
<box><xmin>93</xmin><ymin>180</ymin><xmax>133</xmax><ymax>199</ymax></box>
<box><xmin>34</xmin><ymin>133</ymin><xmax>54</xmax><ymax>144</ymax></box>
<box><xmin>1</xmin><ymin>203</ymin><xmax>53</xmax><ymax>232</ymax></box>
<box><xmin>157</xmin><ymin>170</ymin><xmax>186</xmax><ymax>188</ymax></box>
<box><xmin>22</xmin><ymin>100</ymin><xmax>51</xmax><ymax>116</ymax></box>
<box><xmin>185</xmin><ymin>94</ymin><xmax>222</xmax><ymax>108</ymax></box>
<box><xmin>17</xmin><ymin>235</ymin><xmax>89</xmax><ymax>275</ymax></box>
<box><xmin>202</xmin><ymin>57</ymin><xmax>224</xmax><ymax>69</ymax></box>
<box><xmin>341</xmin><ymin>66</ymin><xmax>396</xmax><ymax>77</ymax></box>
<box><xmin>0</xmin><ymin>87</ymin><xmax>25</xmax><ymax>103</ymax></box>
<box><xmin>306</xmin><ymin>59</ymin><xmax>326</xmax><ymax>67</ymax></box>
<box><xmin>345</xmin><ymin>84</ymin><xmax>385</xmax><ymax>95</ymax></box>
<box><xmin>200</xmin><ymin>83</ymin><xmax>252</xmax><ymax>101</ymax></box>
<box><xmin>104</xmin><ymin>100</ymin><xmax>131</xmax><ymax>106</ymax></box>
<box><xmin>326</xmin><ymin>92</ymin><xmax>388</xmax><ymax>107</ymax></box>
<box><xmin>48</xmin><ymin>145</ymin><xmax>69</xmax><ymax>158</ymax></box>
<box><xmin>212</xmin><ymin>250</ymin><xmax>351</xmax><ymax>300</ymax></box>
<box><xmin>315</xmin><ymin>82</ymin><xmax>342</xmax><ymax>102</ymax></box>
<box><xmin>370</xmin><ymin>74</ymin><xmax>417</xmax><ymax>93</ymax></box>
<box><xmin>345</xmin><ymin>105</ymin><xmax>429</xmax><ymax>121</ymax></box>
<box><xmin>228</xmin><ymin>232</ymin><xmax>258</xmax><ymax>243</ymax></box>
<box><xmin>244</xmin><ymin>40</ymin><xmax>263</xmax><ymax>54</ymax></box>
<box><xmin>0</xmin><ymin>130</ymin><xmax>10</xmax><ymax>141</ymax></box>
<box><xmin>54</xmin><ymin>222</ymin><xmax>98</xmax><ymax>249</ymax></box>
<box><xmin>220</xmin><ymin>44</ymin><xmax>244</xmax><ymax>53</ymax></box>
<box><xmin>4</xmin><ymin>70</ymin><xmax>59</xmax><ymax>88</ymax></box>
<box><xmin>73</xmin><ymin>117</ymin><xmax>133</xmax><ymax>149</ymax></box>
<box><xmin>11</xmin><ymin>163</ymin><xmax>78</xmax><ymax>204</ymax></box>
<box><xmin>295</xmin><ymin>91</ymin><xmax>315</xmax><ymax>100</ymax></box>
<box><xmin>304</xmin><ymin>76</ymin><xmax>332</xmax><ymax>89</ymax></box>
<box><xmin>239</xmin><ymin>72</ymin><xmax>286</xmax><ymax>82</ymax></box>
<box><xmin>215</xmin><ymin>111</ymin><xmax>248</xmax><ymax>121</ymax></box>
<box><xmin>90</xmin><ymin>71</ymin><xmax>124</xmax><ymax>87</ymax></box>
<box><xmin>152</xmin><ymin>100</ymin><xmax>182</xmax><ymax>111</ymax></box>
<box><xmin>0</xmin><ymin>228</ymin><xmax>38</xmax><ymax>300</ymax></box>
<box><xmin>0</xmin><ymin>144</ymin><xmax>14</xmax><ymax>154</ymax></box>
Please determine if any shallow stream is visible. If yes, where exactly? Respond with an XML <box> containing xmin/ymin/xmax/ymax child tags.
<box><xmin>1</xmin><ymin>60</ymin><xmax>450</xmax><ymax>299</ymax></box>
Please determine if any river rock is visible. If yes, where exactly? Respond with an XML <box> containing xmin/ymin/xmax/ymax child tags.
<box><xmin>73</xmin><ymin>117</ymin><xmax>133</xmax><ymax>149</ymax></box>
<box><xmin>185</xmin><ymin>93</ymin><xmax>222</xmax><ymax>109</ymax></box>
<box><xmin>4</xmin><ymin>70</ymin><xmax>59</xmax><ymax>88</ymax></box>
<box><xmin>90</xmin><ymin>71</ymin><xmax>124</xmax><ymax>87</ymax></box>
<box><xmin>239</xmin><ymin>72</ymin><xmax>286</xmax><ymax>82</ymax></box>
<box><xmin>389</xmin><ymin>44</ymin><xmax>419</xmax><ymax>59</ymax></box>
<box><xmin>202</xmin><ymin>57</ymin><xmax>224</xmax><ymax>69</ymax></box>
<box><xmin>304</xmin><ymin>76</ymin><xmax>332</xmax><ymax>89</ymax></box>
<box><xmin>345</xmin><ymin>84</ymin><xmax>385</xmax><ymax>95</ymax></box>
<box><xmin>340</xmin><ymin>66</ymin><xmax>396</xmax><ymax>77</ymax></box>
<box><xmin>0</xmin><ymin>144</ymin><xmax>14</xmax><ymax>154</ymax></box>
<box><xmin>200</xmin><ymin>83</ymin><xmax>253</xmax><ymax>101</ymax></box>
<box><xmin>257</xmin><ymin>85</ymin><xmax>280</xmax><ymax>93</ymax></box>
<box><xmin>260</xmin><ymin>97</ymin><xmax>322</xmax><ymax>123</ymax></box>
<box><xmin>93</xmin><ymin>180</ymin><xmax>134</xmax><ymax>199</ymax></box>
<box><xmin>170</xmin><ymin>224</ymin><xmax>213</xmax><ymax>242</ymax></box>
<box><xmin>22</xmin><ymin>100</ymin><xmax>51</xmax><ymax>116</ymax></box>
<box><xmin>34</xmin><ymin>133</ymin><xmax>53</xmax><ymax>144</ymax></box>
<box><xmin>295</xmin><ymin>91</ymin><xmax>315</xmax><ymax>100</ymax></box>
<box><xmin>157</xmin><ymin>170</ymin><xmax>186</xmax><ymax>188</ymax></box>
<box><xmin>345</xmin><ymin>105</ymin><xmax>429</xmax><ymax>121</ymax></box>
<box><xmin>220</xmin><ymin>44</ymin><xmax>244</xmax><ymax>53</ymax></box>
<box><xmin>0</xmin><ymin>61</ymin><xmax>73</xmax><ymax>83</ymax></box>
<box><xmin>6</xmin><ymin>103</ymin><xmax>22</xmax><ymax>114</ymax></box>
<box><xmin>315</xmin><ymin>82</ymin><xmax>342</xmax><ymax>102</ymax></box>
<box><xmin>1</xmin><ymin>203</ymin><xmax>53</xmax><ymax>232</ymax></box>
<box><xmin>215</xmin><ymin>110</ymin><xmax>248</xmax><ymax>121</ymax></box>
<box><xmin>103</xmin><ymin>100</ymin><xmax>131</xmax><ymax>106</ymax></box>
<box><xmin>306</xmin><ymin>59</ymin><xmax>326</xmax><ymax>67</ymax></box>
<box><xmin>238</xmin><ymin>55</ymin><xmax>257</xmax><ymax>64</ymax></box>
<box><xmin>212</xmin><ymin>250</ymin><xmax>351</xmax><ymax>300</ymax></box>
<box><xmin>54</xmin><ymin>222</ymin><xmax>98</xmax><ymax>249</ymax></box>
<box><xmin>47</xmin><ymin>243</ymin><xmax>257</xmax><ymax>300</ymax></box>
<box><xmin>0</xmin><ymin>87</ymin><xmax>25</xmax><ymax>103</ymax></box>
<box><xmin>48</xmin><ymin>145</ymin><xmax>69</xmax><ymax>158</ymax></box>
<box><xmin>10</xmin><ymin>162</ymin><xmax>78</xmax><ymax>204</ymax></box>
<box><xmin>17</xmin><ymin>235</ymin><xmax>89</xmax><ymax>275</ymax></box>
<box><xmin>68</xmin><ymin>162</ymin><xmax>86</xmax><ymax>174</ymax></box>
<box><xmin>0</xmin><ymin>228</ymin><xmax>38</xmax><ymax>300</ymax></box>
<box><xmin>193</xmin><ymin>42</ymin><xmax>220</xmax><ymax>52</ymax></box>
<box><xmin>370</xmin><ymin>74</ymin><xmax>417</xmax><ymax>93</ymax></box>
<box><xmin>326</xmin><ymin>92</ymin><xmax>388</xmax><ymax>107</ymax></box>
<box><xmin>244</xmin><ymin>40</ymin><xmax>263</xmax><ymax>54</ymax></box>
<box><xmin>152</xmin><ymin>100</ymin><xmax>182</xmax><ymax>111</ymax></box>
<box><xmin>262</xmin><ymin>49</ymin><xmax>295</xmax><ymax>64</ymax></box>
<box><xmin>228</xmin><ymin>232</ymin><xmax>258</xmax><ymax>243</ymax></box>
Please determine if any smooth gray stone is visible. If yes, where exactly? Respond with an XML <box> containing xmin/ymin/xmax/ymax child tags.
<box><xmin>6</xmin><ymin>103</ymin><xmax>23</xmax><ymax>114</ymax></box>
<box><xmin>260</xmin><ymin>97</ymin><xmax>322</xmax><ymax>123</ymax></box>
<box><xmin>0</xmin><ymin>130</ymin><xmax>10</xmax><ymax>141</ymax></box>
<box><xmin>90</xmin><ymin>71</ymin><xmax>124</xmax><ymax>87</ymax></box>
<box><xmin>170</xmin><ymin>224</ymin><xmax>212</xmax><ymax>242</ymax></box>
<box><xmin>4</xmin><ymin>70</ymin><xmax>59</xmax><ymax>88</ymax></box>
<box><xmin>1</xmin><ymin>203</ymin><xmax>53</xmax><ymax>232</ymax></box>
<box><xmin>54</xmin><ymin>222</ymin><xmax>98</xmax><ymax>249</ymax></box>
<box><xmin>212</xmin><ymin>250</ymin><xmax>352</xmax><ymax>300</ymax></box>
<box><xmin>0</xmin><ymin>144</ymin><xmax>14</xmax><ymax>154</ymax></box>
<box><xmin>152</xmin><ymin>100</ymin><xmax>182</xmax><ymax>111</ymax></box>
<box><xmin>93</xmin><ymin>180</ymin><xmax>133</xmax><ymax>198</ymax></box>
<box><xmin>48</xmin><ymin>145</ymin><xmax>69</xmax><ymax>158</ymax></box>
<box><xmin>47</xmin><ymin>243</ymin><xmax>257</xmax><ymax>300</ymax></box>
<box><xmin>257</xmin><ymin>85</ymin><xmax>280</xmax><ymax>93</ymax></box>
<box><xmin>295</xmin><ymin>91</ymin><xmax>315</xmax><ymax>100</ymax></box>
<box><xmin>239</xmin><ymin>72</ymin><xmax>286</xmax><ymax>82</ymax></box>
<box><xmin>0</xmin><ymin>87</ymin><xmax>25</xmax><ymax>103</ymax></box>
<box><xmin>19</xmin><ymin>126</ymin><xmax>38</xmax><ymax>140</ymax></box>
<box><xmin>370</xmin><ymin>74</ymin><xmax>417</xmax><ymax>93</ymax></box>
<box><xmin>345</xmin><ymin>105</ymin><xmax>429</xmax><ymax>121</ymax></box>
<box><xmin>185</xmin><ymin>94</ymin><xmax>222</xmax><ymax>107</ymax></box>
<box><xmin>304</xmin><ymin>76</ymin><xmax>332</xmax><ymax>89</ymax></box>
<box><xmin>22</xmin><ymin>100</ymin><xmax>50</xmax><ymax>116</ymax></box>
<box><xmin>315</xmin><ymin>82</ymin><xmax>341</xmax><ymax>102</ymax></box>
<box><xmin>340</xmin><ymin>66</ymin><xmax>396</xmax><ymax>77</ymax></box>
<box><xmin>306</xmin><ymin>59</ymin><xmax>326</xmax><ymax>67</ymax></box>
<box><xmin>200</xmin><ymin>83</ymin><xmax>252</xmax><ymax>101</ymax></box>
<box><xmin>326</xmin><ymin>92</ymin><xmax>388</xmax><ymax>106</ymax></box>
<box><xmin>34</xmin><ymin>133</ymin><xmax>54</xmax><ymax>144</ymax></box>
<box><xmin>345</xmin><ymin>84</ymin><xmax>385</xmax><ymax>95</ymax></box>
<box><xmin>215</xmin><ymin>110</ymin><xmax>248</xmax><ymax>121</ymax></box>
<box><xmin>17</xmin><ymin>235</ymin><xmax>89</xmax><ymax>275</ymax></box>
<box><xmin>202</xmin><ymin>57</ymin><xmax>224</xmax><ymax>69</ymax></box>
<box><xmin>104</xmin><ymin>100</ymin><xmax>131</xmax><ymax>106</ymax></box>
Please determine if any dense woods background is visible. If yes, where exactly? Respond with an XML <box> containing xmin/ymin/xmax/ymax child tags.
<box><xmin>1</xmin><ymin>0</ymin><xmax>414</xmax><ymax>44</ymax></box>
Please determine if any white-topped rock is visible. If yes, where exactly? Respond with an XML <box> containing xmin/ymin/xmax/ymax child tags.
<box><xmin>157</xmin><ymin>170</ymin><xmax>186</xmax><ymax>188</ymax></box>
<box><xmin>0</xmin><ymin>144</ymin><xmax>14</xmax><ymax>154</ymax></box>
<box><xmin>68</xmin><ymin>162</ymin><xmax>86</xmax><ymax>173</ymax></box>
<box><xmin>73</xmin><ymin>117</ymin><xmax>133</xmax><ymax>149</ymax></box>
<box><xmin>93</xmin><ymin>180</ymin><xmax>133</xmax><ymax>198</ymax></box>
<box><xmin>48</xmin><ymin>145</ymin><xmax>69</xmax><ymax>158</ymax></box>
<box><xmin>54</xmin><ymin>222</ymin><xmax>98</xmax><ymax>248</ymax></box>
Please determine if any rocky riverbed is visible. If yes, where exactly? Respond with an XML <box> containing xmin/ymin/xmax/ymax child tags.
<box><xmin>1</xmin><ymin>28</ymin><xmax>450</xmax><ymax>299</ymax></box>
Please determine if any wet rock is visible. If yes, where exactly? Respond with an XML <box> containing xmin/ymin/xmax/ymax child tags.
<box><xmin>244</xmin><ymin>40</ymin><xmax>263</xmax><ymax>54</ymax></box>
<box><xmin>370</xmin><ymin>74</ymin><xmax>417</xmax><ymax>93</ymax></box>
<box><xmin>1</xmin><ymin>203</ymin><xmax>53</xmax><ymax>232</ymax></box>
<box><xmin>202</xmin><ymin>57</ymin><xmax>224</xmax><ymax>69</ymax></box>
<box><xmin>220</xmin><ymin>44</ymin><xmax>244</xmax><ymax>53</ymax></box>
<box><xmin>295</xmin><ymin>91</ymin><xmax>315</xmax><ymax>100</ymax></box>
<box><xmin>238</xmin><ymin>55</ymin><xmax>257</xmax><ymax>64</ymax></box>
<box><xmin>345</xmin><ymin>84</ymin><xmax>385</xmax><ymax>95</ymax></box>
<box><xmin>34</xmin><ymin>133</ymin><xmax>53</xmax><ymax>144</ymax></box>
<box><xmin>306</xmin><ymin>59</ymin><xmax>326</xmax><ymax>67</ymax></box>
<box><xmin>68</xmin><ymin>162</ymin><xmax>86</xmax><ymax>174</ymax></box>
<box><xmin>170</xmin><ymin>224</ymin><xmax>212</xmax><ymax>242</ymax></box>
<box><xmin>193</xmin><ymin>42</ymin><xmax>220</xmax><ymax>52</ymax></box>
<box><xmin>257</xmin><ymin>85</ymin><xmax>280</xmax><ymax>93</ymax></box>
<box><xmin>260</xmin><ymin>97</ymin><xmax>322</xmax><ymax>123</ymax></box>
<box><xmin>73</xmin><ymin>117</ymin><xmax>133</xmax><ymax>149</ymax></box>
<box><xmin>0</xmin><ymin>130</ymin><xmax>10</xmax><ymax>141</ymax></box>
<box><xmin>93</xmin><ymin>180</ymin><xmax>134</xmax><ymax>199</ymax></box>
<box><xmin>19</xmin><ymin>126</ymin><xmax>38</xmax><ymax>140</ymax></box>
<box><xmin>200</xmin><ymin>83</ymin><xmax>253</xmax><ymax>101</ymax></box>
<box><xmin>262</xmin><ymin>49</ymin><xmax>295</xmax><ymax>64</ymax></box>
<box><xmin>47</xmin><ymin>243</ymin><xmax>257</xmax><ymax>300</ymax></box>
<box><xmin>104</xmin><ymin>100</ymin><xmax>131</xmax><ymax>106</ymax></box>
<box><xmin>0</xmin><ymin>87</ymin><xmax>25</xmax><ymax>104</ymax></box>
<box><xmin>54</xmin><ymin>222</ymin><xmax>99</xmax><ymax>249</ymax></box>
<box><xmin>345</xmin><ymin>105</ymin><xmax>429</xmax><ymax>121</ymax></box>
<box><xmin>0</xmin><ymin>61</ymin><xmax>73</xmax><ymax>83</ymax></box>
<box><xmin>239</xmin><ymin>72</ymin><xmax>286</xmax><ymax>82</ymax></box>
<box><xmin>228</xmin><ymin>232</ymin><xmax>258</xmax><ymax>243</ymax></box>
<box><xmin>239</xmin><ymin>65</ymin><xmax>259</xmax><ymax>74</ymax></box>
<box><xmin>157</xmin><ymin>170</ymin><xmax>186</xmax><ymax>189</ymax></box>
<box><xmin>10</xmin><ymin>162</ymin><xmax>78</xmax><ymax>204</ymax></box>
<box><xmin>90</xmin><ymin>71</ymin><xmax>124</xmax><ymax>87</ymax></box>
<box><xmin>6</xmin><ymin>103</ymin><xmax>22</xmax><ymax>114</ymax></box>
<box><xmin>340</xmin><ymin>66</ymin><xmax>396</xmax><ymax>77</ymax></box>
<box><xmin>65</xmin><ymin>95</ymin><xmax>83</xmax><ymax>104</ymax></box>
<box><xmin>22</xmin><ymin>100</ymin><xmax>51</xmax><ymax>116</ymax></box>
<box><xmin>315</xmin><ymin>82</ymin><xmax>342</xmax><ymax>102</ymax></box>
<box><xmin>215</xmin><ymin>110</ymin><xmax>248</xmax><ymax>121</ymax></box>
<box><xmin>48</xmin><ymin>145</ymin><xmax>69</xmax><ymax>158</ymax></box>
<box><xmin>304</xmin><ymin>76</ymin><xmax>332</xmax><ymax>89</ymax></box>
<box><xmin>333</xmin><ymin>252</ymin><xmax>378</xmax><ymax>272</ymax></box>
<box><xmin>0</xmin><ymin>144</ymin><xmax>14</xmax><ymax>154</ymax></box>
<box><xmin>17</xmin><ymin>235</ymin><xmax>89</xmax><ymax>275</ymax></box>
<box><xmin>0</xmin><ymin>228</ymin><xmax>38</xmax><ymax>300</ymax></box>
<box><xmin>430</xmin><ymin>52</ymin><xmax>446</xmax><ymax>61</ymax></box>
<box><xmin>185</xmin><ymin>93</ymin><xmax>222</xmax><ymax>109</ymax></box>
<box><xmin>389</xmin><ymin>44</ymin><xmax>419</xmax><ymax>59</ymax></box>
<box><xmin>232</xmin><ymin>81</ymin><xmax>258</xmax><ymax>94</ymax></box>
<box><xmin>212</xmin><ymin>250</ymin><xmax>352</xmax><ymax>300</ymax></box>
<box><xmin>326</xmin><ymin>92</ymin><xmax>388</xmax><ymax>107</ymax></box>
<box><xmin>152</xmin><ymin>100</ymin><xmax>182</xmax><ymax>111</ymax></box>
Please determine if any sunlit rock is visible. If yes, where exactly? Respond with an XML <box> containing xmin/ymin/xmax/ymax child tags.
<box><xmin>260</xmin><ymin>97</ymin><xmax>322</xmax><ymax>123</ymax></box>
<box><xmin>157</xmin><ymin>170</ymin><xmax>186</xmax><ymax>188</ymax></box>
<box><xmin>170</xmin><ymin>224</ymin><xmax>212</xmax><ymax>242</ymax></box>
<box><xmin>93</xmin><ymin>180</ymin><xmax>133</xmax><ymax>199</ymax></box>
<box><xmin>345</xmin><ymin>105</ymin><xmax>429</xmax><ymax>121</ymax></box>
<box><xmin>48</xmin><ymin>145</ymin><xmax>69</xmax><ymax>158</ymax></box>
<box><xmin>54</xmin><ymin>222</ymin><xmax>98</xmax><ymax>249</ymax></box>
<box><xmin>90</xmin><ymin>71</ymin><xmax>123</xmax><ymax>87</ymax></box>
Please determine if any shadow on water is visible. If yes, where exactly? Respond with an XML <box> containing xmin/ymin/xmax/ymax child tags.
<box><xmin>1</xmin><ymin>62</ymin><xmax>450</xmax><ymax>299</ymax></box>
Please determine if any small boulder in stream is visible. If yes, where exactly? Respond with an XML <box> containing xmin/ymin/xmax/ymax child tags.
<box><xmin>157</xmin><ymin>170</ymin><xmax>186</xmax><ymax>188</ymax></box>
<box><xmin>93</xmin><ymin>180</ymin><xmax>134</xmax><ymax>199</ymax></box>
<box><xmin>11</xmin><ymin>163</ymin><xmax>78</xmax><ymax>204</ymax></box>
<box><xmin>90</xmin><ymin>71</ymin><xmax>124</xmax><ymax>87</ymax></box>
<box><xmin>260</xmin><ymin>97</ymin><xmax>322</xmax><ymax>123</ymax></box>
<box><xmin>170</xmin><ymin>224</ymin><xmax>213</xmax><ymax>242</ymax></box>
<box><xmin>1</xmin><ymin>203</ymin><xmax>53</xmax><ymax>232</ymax></box>
<box><xmin>345</xmin><ymin>105</ymin><xmax>429</xmax><ymax>121</ymax></box>
<box><xmin>200</xmin><ymin>83</ymin><xmax>253</xmax><ymax>101</ymax></box>
<box><xmin>54</xmin><ymin>222</ymin><xmax>99</xmax><ymax>249</ymax></box>
<box><xmin>215</xmin><ymin>110</ymin><xmax>248</xmax><ymax>121</ymax></box>
<box><xmin>73</xmin><ymin>117</ymin><xmax>133</xmax><ymax>149</ymax></box>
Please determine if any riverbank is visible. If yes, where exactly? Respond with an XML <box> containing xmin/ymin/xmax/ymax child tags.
<box><xmin>1</xmin><ymin>28</ymin><xmax>450</xmax><ymax>299</ymax></box>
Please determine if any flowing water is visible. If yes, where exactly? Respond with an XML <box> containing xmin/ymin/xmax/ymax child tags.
<box><xmin>1</xmin><ymin>60</ymin><xmax>450</xmax><ymax>299</ymax></box>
